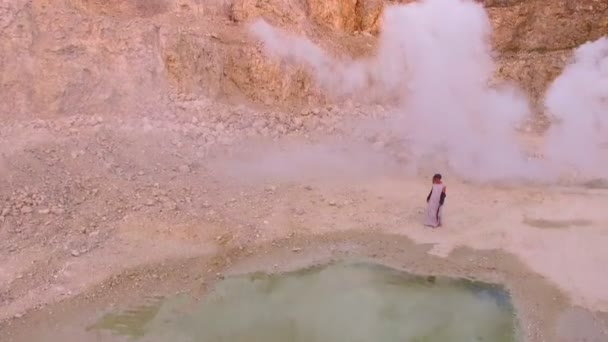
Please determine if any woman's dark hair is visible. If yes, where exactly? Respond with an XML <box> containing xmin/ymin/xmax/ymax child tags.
<box><xmin>433</xmin><ymin>174</ymin><xmax>442</xmax><ymax>180</ymax></box>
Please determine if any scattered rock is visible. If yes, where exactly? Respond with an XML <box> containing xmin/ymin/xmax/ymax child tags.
<box><xmin>304</xmin><ymin>116</ymin><xmax>319</xmax><ymax>130</ymax></box>
<box><xmin>51</xmin><ymin>207</ymin><xmax>65</xmax><ymax>215</ymax></box>
<box><xmin>328</xmin><ymin>200</ymin><xmax>337</xmax><ymax>207</ymax></box>
<box><xmin>163</xmin><ymin>201</ymin><xmax>178</xmax><ymax>211</ymax></box>
<box><xmin>178</xmin><ymin>164</ymin><xmax>191</xmax><ymax>173</ymax></box>
<box><xmin>38</xmin><ymin>208</ymin><xmax>50</xmax><ymax>215</ymax></box>
<box><xmin>252</xmin><ymin>119</ymin><xmax>266</xmax><ymax>128</ymax></box>
<box><xmin>70</xmin><ymin>250</ymin><xmax>80</xmax><ymax>257</ymax></box>
<box><xmin>292</xmin><ymin>247</ymin><xmax>302</xmax><ymax>252</ymax></box>
<box><xmin>20</xmin><ymin>206</ymin><xmax>33</xmax><ymax>214</ymax></box>
<box><xmin>292</xmin><ymin>117</ymin><xmax>303</xmax><ymax>128</ymax></box>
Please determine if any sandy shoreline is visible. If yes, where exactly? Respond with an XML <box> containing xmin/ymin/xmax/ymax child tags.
<box><xmin>2</xmin><ymin>180</ymin><xmax>608</xmax><ymax>341</ymax></box>
<box><xmin>2</xmin><ymin>231</ymin><xmax>607</xmax><ymax>341</ymax></box>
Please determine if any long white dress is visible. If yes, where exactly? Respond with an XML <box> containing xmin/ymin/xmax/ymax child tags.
<box><xmin>425</xmin><ymin>183</ymin><xmax>445</xmax><ymax>228</ymax></box>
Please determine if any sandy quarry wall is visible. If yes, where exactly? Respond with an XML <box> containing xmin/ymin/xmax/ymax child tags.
<box><xmin>0</xmin><ymin>0</ymin><xmax>606</xmax><ymax>121</ymax></box>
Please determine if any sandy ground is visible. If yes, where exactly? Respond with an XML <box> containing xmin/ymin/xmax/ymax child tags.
<box><xmin>1</xmin><ymin>109</ymin><xmax>608</xmax><ymax>341</ymax></box>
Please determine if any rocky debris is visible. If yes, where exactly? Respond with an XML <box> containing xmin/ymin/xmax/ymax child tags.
<box><xmin>50</xmin><ymin>207</ymin><xmax>65</xmax><ymax>215</ymax></box>
<box><xmin>20</xmin><ymin>206</ymin><xmax>33</xmax><ymax>214</ymax></box>
<box><xmin>162</xmin><ymin>201</ymin><xmax>178</xmax><ymax>211</ymax></box>
<box><xmin>178</xmin><ymin>164</ymin><xmax>191</xmax><ymax>173</ymax></box>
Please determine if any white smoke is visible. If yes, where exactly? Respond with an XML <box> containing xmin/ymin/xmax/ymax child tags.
<box><xmin>374</xmin><ymin>0</ymin><xmax>535</xmax><ymax>181</ymax></box>
<box><xmin>250</xmin><ymin>0</ymin><xmax>541</xmax><ymax>182</ymax></box>
<box><xmin>248</xmin><ymin>0</ymin><xmax>607</xmax><ymax>183</ymax></box>
<box><xmin>544</xmin><ymin>37</ymin><xmax>608</xmax><ymax>179</ymax></box>
<box><xmin>249</xmin><ymin>20</ymin><xmax>384</xmax><ymax>99</ymax></box>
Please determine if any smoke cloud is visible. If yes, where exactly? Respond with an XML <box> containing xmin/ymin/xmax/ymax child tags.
<box><xmin>248</xmin><ymin>0</ymin><xmax>606</xmax><ymax>183</ymax></box>
<box><xmin>543</xmin><ymin>37</ymin><xmax>608</xmax><ymax>179</ymax></box>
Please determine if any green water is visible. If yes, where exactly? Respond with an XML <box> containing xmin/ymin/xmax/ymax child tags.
<box><xmin>89</xmin><ymin>262</ymin><xmax>517</xmax><ymax>342</ymax></box>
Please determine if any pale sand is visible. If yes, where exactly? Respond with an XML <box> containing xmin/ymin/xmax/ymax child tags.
<box><xmin>369</xmin><ymin>177</ymin><xmax>608</xmax><ymax>312</ymax></box>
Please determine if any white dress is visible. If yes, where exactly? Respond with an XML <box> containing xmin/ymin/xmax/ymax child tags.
<box><xmin>424</xmin><ymin>183</ymin><xmax>445</xmax><ymax>228</ymax></box>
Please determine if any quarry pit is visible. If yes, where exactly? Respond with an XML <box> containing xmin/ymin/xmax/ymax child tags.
<box><xmin>1</xmin><ymin>0</ymin><xmax>608</xmax><ymax>341</ymax></box>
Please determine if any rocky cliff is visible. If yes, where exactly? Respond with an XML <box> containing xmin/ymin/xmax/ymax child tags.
<box><xmin>1</xmin><ymin>0</ymin><xmax>606</xmax><ymax>123</ymax></box>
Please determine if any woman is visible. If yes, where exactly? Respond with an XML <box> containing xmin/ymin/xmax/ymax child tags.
<box><xmin>425</xmin><ymin>173</ymin><xmax>446</xmax><ymax>228</ymax></box>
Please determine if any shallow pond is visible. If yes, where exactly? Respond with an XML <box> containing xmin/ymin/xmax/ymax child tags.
<box><xmin>88</xmin><ymin>261</ymin><xmax>517</xmax><ymax>341</ymax></box>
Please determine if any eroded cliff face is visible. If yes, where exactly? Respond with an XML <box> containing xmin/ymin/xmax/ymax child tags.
<box><xmin>488</xmin><ymin>0</ymin><xmax>608</xmax><ymax>111</ymax></box>
<box><xmin>0</xmin><ymin>0</ymin><xmax>606</xmax><ymax>122</ymax></box>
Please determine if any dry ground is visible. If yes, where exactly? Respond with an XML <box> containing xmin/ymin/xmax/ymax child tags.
<box><xmin>0</xmin><ymin>103</ymin><xmax>607</xmax><ymax>341</ymax></box>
